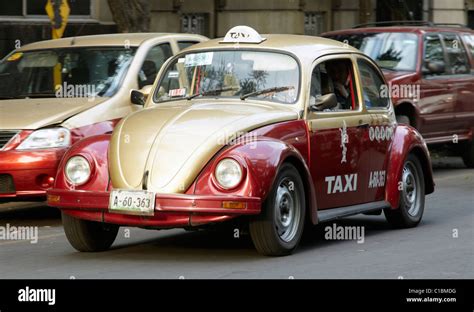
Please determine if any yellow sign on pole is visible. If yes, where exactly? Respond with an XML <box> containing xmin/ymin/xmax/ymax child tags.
<box><xmin>45</xmin><ymin>0</ymin><xmax>70</xmax><ymax>39</ymax></box>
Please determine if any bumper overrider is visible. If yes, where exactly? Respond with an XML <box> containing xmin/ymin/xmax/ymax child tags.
<box><xmin>47</xmin><ymin>189</ymin><xmax>261</xmax><ymax>227</ymax></box>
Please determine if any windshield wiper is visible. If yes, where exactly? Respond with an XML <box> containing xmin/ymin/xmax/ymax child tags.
<box><xmin>187</xmin><ymin>87</ymin><xmax>240</xmax><ymax>100</ymax></box>
<box><xmin>240</xmin><ymin>86</ymin><xmax>293</xmax><ymax>100</ymax></box>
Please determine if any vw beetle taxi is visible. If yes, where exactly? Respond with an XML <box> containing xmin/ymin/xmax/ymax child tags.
<box><xmin>47</xmin><ymin>26</ymin><xmax>434</xmax><ymax>256</ymax></box>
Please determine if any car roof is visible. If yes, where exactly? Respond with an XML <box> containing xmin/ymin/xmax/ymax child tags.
<box><xmin>323</xmin><ymin>26</ymin><xmax>474</xmax><ymax>36</ymax></box>
<box><xmin>179</xmin><ymin>34</ymin><xmax>360</xmax><ymax>67</ymax></box>
<box><xmin>17</xmin><ymin>33</ymin><xmax>207</xmax><ymax>51</ymax></box>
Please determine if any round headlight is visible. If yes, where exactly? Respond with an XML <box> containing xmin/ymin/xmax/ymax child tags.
<box><xmin>215</xmin><ymin>158</ymin><xmax>243</xmax><ymax>189</ymax></box>
<box><xmin>65</xmin><ymin>156</ymin><xmax>91</xmax><ymax>185</ymax></box>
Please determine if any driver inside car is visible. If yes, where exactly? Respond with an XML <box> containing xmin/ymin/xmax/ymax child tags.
<box><xmin>325</xmin><ymin>60</ymin><xmax>352</xmax><ymax>110</ymax></box>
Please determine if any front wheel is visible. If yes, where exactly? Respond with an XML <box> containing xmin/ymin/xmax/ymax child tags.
<box><xmin>249</xmin><ymin>163</ymin><xmax>306</xmax><ymax>256</ymax></box>
<box><xmin>62</xmin><ymin>212</ymin><xmax>119</xmax><ymax>252</ymax></box>
<box><xmin>384</xmin><ymin>154</ymin><xmax>425</xmax><ymax>228</ymax></box>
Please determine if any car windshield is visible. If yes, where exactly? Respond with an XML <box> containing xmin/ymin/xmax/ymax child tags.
<box><xmin>327</xmin><ymin>32</ymin><xmax>418</xmax><ymax>71</ymax></box>
<box><xmin>0</xmin><ymin>47</ymin><xmax>136</xmax><ymax>99</ymax></box>
<box><xmin>155</xmin><ymin>50</ymin><xmax>300</xmax><ymax>104</ymax></box>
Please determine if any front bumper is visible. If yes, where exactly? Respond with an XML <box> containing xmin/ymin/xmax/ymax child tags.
<box><xmin>0</xmin><ymin>148</ymin><xmax>67</xmax><ymax>199</ymax></box>
<box><xmin>47</xmin><ymin>189</ymin><xmax>261</xmax><ymax>228</ymax></box>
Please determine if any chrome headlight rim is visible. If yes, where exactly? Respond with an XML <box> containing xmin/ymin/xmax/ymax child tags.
<box><xmin>65</xmin><ymin>155</ymin><xmax>92</xmax><ymax>186</ymax></box>
<box><xmin>213</xmin><ymin>157</ymin><xmax>244</xmax><ymax>190</ymax></box>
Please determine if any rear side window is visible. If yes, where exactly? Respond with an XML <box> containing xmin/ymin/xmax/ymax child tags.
<box><xmin>462</xmin><ymin>34</ymin><xmax>474</xmax><ymax>60</ymax></box>
<box><xmin>138</xmin><ymin>43</ymin><xmax>173</xmax><ymax>89</ymax></box>
<box><xmin>178</xmin><ymin>41</ymin><xmax>200</xmax><ymax>50</ymax></box>
<box><xmin>357</xmin><ymin>59</ymin><xmax>389</xmax><ymax>109</ymax></box>
<box><xmin>442</xmin><ymin>33</ymin><xmax>470</xmax><ymax>75</ymax></box>
<box><xmin>423</xmin><ymin>34</ymin><xmax>447</xmax><ymax>76</ymax></box>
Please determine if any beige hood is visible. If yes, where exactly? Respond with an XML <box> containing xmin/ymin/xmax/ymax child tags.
<box><xmin>109</xmin><ymin>101</ymin><xmax>298</xmax><ymax>194</ymax></box>
<box><xmin>0</xmin><ymin>97</ymin><xmax>108</xmax><ymax>130</ymax></box>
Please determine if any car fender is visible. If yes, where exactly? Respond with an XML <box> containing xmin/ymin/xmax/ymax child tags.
<box><xmin>385</xmin><ymin>125</ymin><xmax>434</xmax><ymax>209</ymax></box>
<box><xmin>53</xmin><ymin>134</ymin><xmax>111</xmax><ymax>192</ymax></box>
<box><xmin>192</xmin><ymin>137</ymin><xmax>319</xmax><ymax>224</ymax></box>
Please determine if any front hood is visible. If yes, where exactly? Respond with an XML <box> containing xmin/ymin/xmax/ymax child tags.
<box><xmin>109</xmin><ymin>101</ymin><xmax>298</xmax><ymax>194</ymax></box>
<box><xmin>0</xmin><ymin>97</ymin><xmax>108</xmax><ymax>130</ymax></box>
<box><xmin>382</xmin><ymin>70</ymin><xmax>417</xmax><ymax>84</ymax></box>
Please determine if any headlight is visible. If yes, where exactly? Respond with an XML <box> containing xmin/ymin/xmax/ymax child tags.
<box><xmin>65</xmin><ymin>156</ymin><xmax>91</xmax><ymax>185</ymax></box>
<box><xmin>17</xmin><ymin>128</ymin><xmax>71</xmax><ymax>150</ymax></box>
<box><xmin>215</xmin><ymin>158</ymin><xmax>243</xmax><ymax>189</ymax></box>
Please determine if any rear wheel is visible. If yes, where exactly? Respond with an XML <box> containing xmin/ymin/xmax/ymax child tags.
<box><xmin>249</xmin><ymin>163</ymin><xmax>305</xmax><ymax>256</ymax></box>
<box><xmin>62</xmin><ymin>212</ymin><xmax>119</xmax><ymax>252</ymax></box>
<box><xmin>462</xmin><ymin>139</ymin><xmax>474</xmax><ymax>168</ymax></box>
<box><xmin>384</xmin><ymin>154</ymin><xmax>425</xmax><ymax>228</ymax></box>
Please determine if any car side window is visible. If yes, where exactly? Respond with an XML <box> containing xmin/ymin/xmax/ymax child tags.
<box><xmin>357</xmin><ymin>59</ymin><xmax>389</xmax><ymax>109</ymax></box>
<box><xmin>442</xmin><ymin>33</ymin><xmax>470</xmax><ymax>75</ymax></box>
<box><xmin>462</xmin><ymin>34</ymin><xmax>474</xmax><ymax>59</ymax></box>
<box><xmin>178</xmin><ymin>41</ymin><xmax>200</xmax><ymax>50</ymax></box>
<box><xmin>423</xmin><ymin>34</ymin><xmax>447</xmax><ymax>77</ymax></box>
<box><xmin>138</xmin><ymin>43</ymin><xmax>173</xmax><ymax>89</ymax></box>
<box><xmin>310</xmin><ymin>58</ymin><xmax>358</xmax><ymax>111</ymax></box>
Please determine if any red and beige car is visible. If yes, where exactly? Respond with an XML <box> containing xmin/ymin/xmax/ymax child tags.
<box><xmin>0</xmin><ymin>33</ymin><xmax>207</xmax><ymax>201</ymax></box>
<box><xmin>47</xmin><ymin>26</ymin><xmax>434</xmax><ymax>256</ymax></box>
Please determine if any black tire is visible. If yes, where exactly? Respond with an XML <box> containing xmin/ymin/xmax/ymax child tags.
<box><xmin>62</xmin><ymin>212</ymin><xmax>119</xmax><ymax>252</ymax></box>
<box><xmin>396</xmin><ymin>114</ymin><xmax>411</xmax><ymax>126</ymax></box>
<box><xmin>384</xmin><ymin>154</ymin><xmax>425</xmax><ymax>228</ymax></box>
<box><xmin>462</xmin><ymin>140</ymin><xmax>474</xmax><ymax>168</ymax></box>
<box><xmin>249</xmin><ymin>163</ymin><xmax>305</xmax><ymax>256</ymax></box>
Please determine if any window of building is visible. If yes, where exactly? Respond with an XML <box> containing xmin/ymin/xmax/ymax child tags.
<box><xmin>304</xmin><ymin>12</ymin><xmax>325</xmax><ymax>36</ymax></box>
<box><xmin>0</xmin><ymin>0</ymin><xmax>91</xmax><ymax>17</ymax></box>
<box><xmin>181</xmin><ymin>14</ymin><xmax>209</xmax><ymax>37</ymax></box>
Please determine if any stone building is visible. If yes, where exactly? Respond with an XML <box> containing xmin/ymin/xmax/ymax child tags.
<box><xmin>0</xmin><ymin>0</ymin><xmax>473</xmax><ymax>58</ymax></box>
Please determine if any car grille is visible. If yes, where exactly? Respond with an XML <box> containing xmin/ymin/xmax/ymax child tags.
<box><xmin>0</xmin><ymin>130</ymin><xmax>19</xmax><ymax>150</ymax></box>
<box><xmin>0</xmin><ymin>174</ymin><xmax>15</xmax><ymax>194</ymax></box>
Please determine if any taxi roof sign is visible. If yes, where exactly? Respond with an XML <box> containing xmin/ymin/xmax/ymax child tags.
<box><xmin>221</xmin><ymin>26</ymin><xmax>266</xmax><ymax>44</ymax></box>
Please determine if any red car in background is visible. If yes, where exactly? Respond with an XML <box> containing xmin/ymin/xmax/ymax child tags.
<box><xmin>323</xmin><ymin>21</ymin><xmax>474</xmax><ymax>167</ymax></box>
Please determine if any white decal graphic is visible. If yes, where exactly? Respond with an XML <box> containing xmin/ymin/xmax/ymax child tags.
<box><xmin>339</xmin><ymin>120</ymin><xmax>349</xmax><ymax>163</ymax></box>
<box><xmin>368</xmin><ymin>170</ymin><xmax>386</xmax><ymax>188</ymax></box>
<box><xmin>369</xmin><ymin>126</ymin><xmax>394</xmax><ymax>142</ymax></box>
<box><xmin>325</xmin><ymin>174</ymin><xmax>358</xmax><ymax>194</ymax></box>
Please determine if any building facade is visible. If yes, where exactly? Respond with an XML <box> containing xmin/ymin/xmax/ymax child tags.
<box><xmin>0</xmin><ymin>0</ymin><xmax>472</xmax><ymax>58</ymax></box>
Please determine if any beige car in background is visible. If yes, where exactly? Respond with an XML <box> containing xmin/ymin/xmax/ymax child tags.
<box><xmin>0</xmin><ymin>33</ymin><xmax>208</xmax><ymax>202</ymax></box>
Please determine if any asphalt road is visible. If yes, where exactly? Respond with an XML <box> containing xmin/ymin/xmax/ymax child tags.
<box><xmin>0</xmin><ymin>157</ymin><xmax>472</xmax><ymax>279</ymax></box>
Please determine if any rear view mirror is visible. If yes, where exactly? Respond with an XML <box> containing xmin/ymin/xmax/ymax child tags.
<box><xmin>424</xmin><ymin>61</ymin><xmax>445</xmax><ymax>75</ymax></box>
<box><xmin>130</xmin><ymin>90</ymin><xmax>146</xmax><ymax>106</ymax></box>
<box><xmin>310</xmin><ymin>93</ymin><xmax>338</xmax><ymax>111</ymax></box>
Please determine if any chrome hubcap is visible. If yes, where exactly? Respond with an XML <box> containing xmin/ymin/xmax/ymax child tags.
<box><xmin>274</xmin><ymin>178</ymin><xmax>300</xmax><ymax>242</ymax></box>
<box><xmin>402</xmin><ymin>161</ymin><xmax>420</xmax><ymax>217</ymax></box>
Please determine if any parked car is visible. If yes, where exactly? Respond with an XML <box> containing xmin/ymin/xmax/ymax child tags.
<box><xmin>322</xmin><ymin>22</ymin><xmax>474</xmax><ymax>167</ymax></box>
<box><xmin>47</xmin><ymin>26</ymin><xmax>434</xmax><ymax>256</ymax></box>
<box><xmin>0</xmin><ymin>33</ymin><xmax>208</xmax><ymax>202</ymax></box>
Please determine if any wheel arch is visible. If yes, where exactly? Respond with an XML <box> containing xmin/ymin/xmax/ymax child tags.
<box><xmin>394</xmin><ymin>101</ymin><xmax>419</xmax><ymax>128</ymax></box>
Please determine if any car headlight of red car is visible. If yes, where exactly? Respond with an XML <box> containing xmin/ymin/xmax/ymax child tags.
<box><xmin>214</xmin><ymin>158</ymin><xmax>243</xmax><ymax>189</ymax></box>
<box><xmin>65</xmin><ymin>156</ymin><xmax>91</xmax><ymax>185</ymax></box>
<box><xmin>16</xmin><ymin>127</ymin><xmax>71</xmax><ymax>150</ymax></box>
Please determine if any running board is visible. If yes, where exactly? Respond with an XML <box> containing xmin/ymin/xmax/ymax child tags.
<box><xmin>317</xmin><ymin>201</ymin><xmax>391</xmax><ymax>223</ymax></box>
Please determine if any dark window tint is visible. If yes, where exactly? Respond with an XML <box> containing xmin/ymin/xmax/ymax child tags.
<box><xmin>357</xmin><ymin>59</ymin><xmax>389</xmax><ymax>109</ymax></box>
<box><xmin>462</xmin><ymin>34</ymin><xmax>474</xmax><ymax>61</ymax></box>
<box><xmin>442</xmin><ymin>33</ymin><xmax>470</xmax><ymax>75</ymax></box>
<box><xmin>0</xmin><ymin>2</ymin><xmax>22</xmax><ymax>16</ymax></box>
<box><xmin>178</xmin><ymin>41</ymin><xmax>200</xmax><ymax>50</ymax></box>
<box><xmin>138</xmin><ymin>43</ymin><xmax>173</xmax><ymax>89</ymax></box>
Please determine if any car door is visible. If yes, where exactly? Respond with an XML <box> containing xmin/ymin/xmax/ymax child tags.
<box><xmin>418</xmin><ymin>33</ymin><xmax>458</xmax><ymax>141</ymax></box>
<box><xmin>355</xmin><ymin>56</ymin><xmax>394</xmax><ymax>203</ymax></box>
<box><xmin>306</xmin><ymin>54</ymin><xmax>371</xmax><ymax>210</ymax></box>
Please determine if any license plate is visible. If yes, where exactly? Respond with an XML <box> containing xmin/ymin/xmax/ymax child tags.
<box><xmin>109</xmin><ymin>190</ymin><xmax>155</xmax><ymax>216</ymax></box>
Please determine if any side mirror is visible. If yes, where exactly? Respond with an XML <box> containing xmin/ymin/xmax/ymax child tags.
<box><xmin>424</xmin><ymin>61</ymin><xmax>445</xmax><ymax>75</ymax></box>
<box><xmin>309</xmin><ymin>93</ymin><xmax>338</xmax><ymax>111</ymax></box>
<box><xmin>130</xmin><ymin>90</ymin><xmax>146</xmax><ymax>106</ymax></box>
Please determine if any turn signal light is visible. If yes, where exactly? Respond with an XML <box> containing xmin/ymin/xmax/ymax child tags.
<box><xmin>222</xmin><ymin>201</ymin><xmax>246</xmax><ymax>209</ymax></box>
